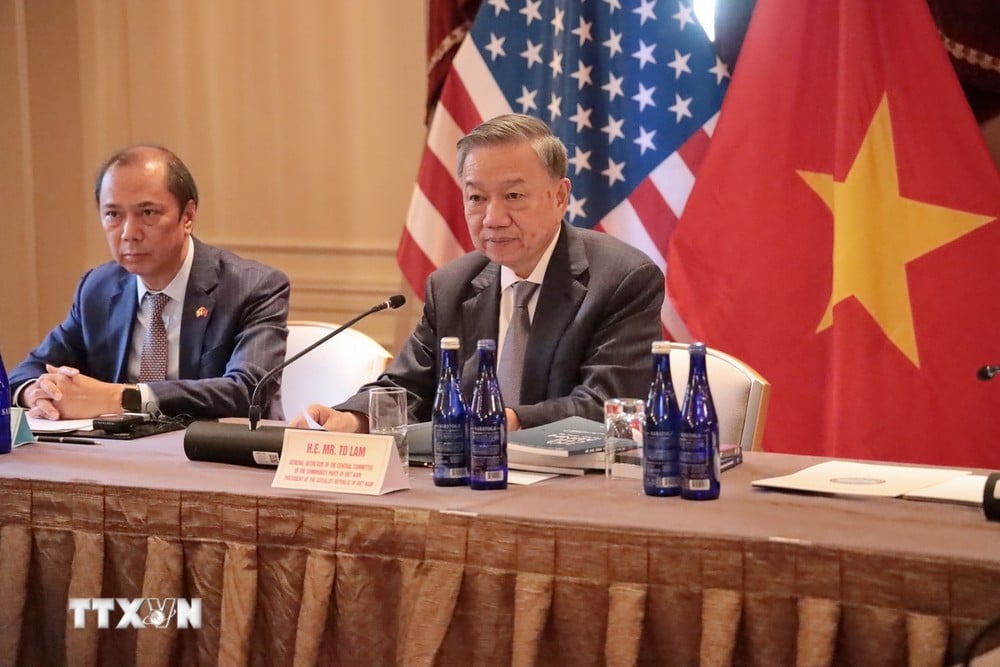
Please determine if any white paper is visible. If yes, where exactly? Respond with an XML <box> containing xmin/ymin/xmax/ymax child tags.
<box><xmin>302</xmin><ymin>411</ymin><xmax>323</xmax><ymax>430</ymax></box>
<box><xmin>27</xmin><ymin>417</ymin><xmax>94</xmax><ymax>433</ymax></box>
<box><xmin>508</xmin><ymin>470</ymin><xmax>558</xmax><ymax>485</ymax></box>
<box><xmin>752</xmin><ymin>460</ymin><xmax>971</xmax><ymax>497</ymax></box>
<box><xmin>902</xmin><ymin>474</ymin><xmax>986</xmax><ymax>506</ymax></box>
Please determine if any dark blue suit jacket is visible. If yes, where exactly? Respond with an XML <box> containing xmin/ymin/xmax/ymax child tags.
<box><xmin>337</xmin><ymin>223</ymin><xmax>664</xmax><ymax>427</ymax></box>
<box><xmin>10</xmin><ymin>238</ymin><xmax>290</xmax><ymax>419</ymax></box>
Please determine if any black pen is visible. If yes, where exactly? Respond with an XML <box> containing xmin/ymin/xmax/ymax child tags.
<box><xmin>36</xmin><ymin>436</ymin><xmax>100</xmax><ymax>446</ymax></box>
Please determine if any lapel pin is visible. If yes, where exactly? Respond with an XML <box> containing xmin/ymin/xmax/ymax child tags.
<box><xmin>195</xmin><ymin>306</ymin><xmax>209</xmax><ymax>319</ymax></box>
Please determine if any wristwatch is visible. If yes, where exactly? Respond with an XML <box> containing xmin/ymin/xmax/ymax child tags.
<box><xmin>121</xmin><ymin>384</ymin><xmax>142</xmax><ymax>412</ymax></box>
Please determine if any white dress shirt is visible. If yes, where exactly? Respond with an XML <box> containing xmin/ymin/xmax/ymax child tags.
<box><xmin>497</xmin><ymin>228</ymin><xmax>561</xmax><ymax>369</ymax></box>
<box><xmin>128</xmin><ymin>236</ymin><xmax>195</xmax><ymax>409</ymax></box>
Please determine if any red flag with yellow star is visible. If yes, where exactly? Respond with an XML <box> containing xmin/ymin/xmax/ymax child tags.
<box><xmin>667</xmin><ymin>0</ymin><xmax>1000</xmax><ymax>467</ymax></box>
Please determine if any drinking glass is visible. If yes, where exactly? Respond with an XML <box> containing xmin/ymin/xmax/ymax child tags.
<box><xmin>368</xmin><ymin>387</ymin><xmax>408</xmax><ymax>471</ymax></box>
<box><xmin>604</xmin><ymin>398</ymin><xmax>645</xmax><ymax>478</ymax></box>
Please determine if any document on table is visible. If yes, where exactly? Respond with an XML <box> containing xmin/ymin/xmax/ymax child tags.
<box><xmin>27</xmin><ymin>417</ymin><xmax>94</xmax><ymax>433</ymax></box>
<box><xmin>901</xmin><ymin>474</ymin><xmax>987</xmax><ymax>506</ymax></box>
<box><xmin>752</xmin><ymin>460</ymin><xmax>971</xmax><ymax>497</ymax></box>
<box><xmin>508</xmin><ymin>470</ymin><xmax>558</xmax><ymax>485</ymax></box>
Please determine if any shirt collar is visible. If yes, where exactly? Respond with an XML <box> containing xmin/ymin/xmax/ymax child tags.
<box><xmin>136</xmin><ymin>236</ymin><xmax>195</xmax><ymax>303</ymax></box>
<box><xmin>500</xmin><ymin>224</ymin><xmax>562</xmax><ymax>291</ymax></box>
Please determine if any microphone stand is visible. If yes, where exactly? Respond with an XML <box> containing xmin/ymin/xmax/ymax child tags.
<box><xmin>248</xmin><ymin>297</ymin><xmax>402</xmax><ymax>430</ymax></box>
<box><xmin>183</xmin><ymin>294</ymin><xmax>405</xmax><ymax>468</ymax></box>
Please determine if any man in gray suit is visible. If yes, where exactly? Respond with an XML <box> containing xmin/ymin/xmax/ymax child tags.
<box><xmin>10</xmin><ymin>145</ymin><xmax>289</xmax><ymax>420</ymax></box>
<box><xmin>295</xmin><ymin>114</ymin><xmax>663</xmax><ymax>432</ymax></box>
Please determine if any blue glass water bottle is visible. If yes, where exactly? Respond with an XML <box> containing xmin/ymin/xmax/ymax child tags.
<box><xmin>679</xmin><ymin>342</ymin><xmax>720</xmax><ymax>500</ymax></box>
<box><xmin>0</xmin><ymin>351</ymin><xmax>11</xmax><ymax>455</ymax></box>
<box><xmin>469</xmin><ymin>339</ymin><xmax>507</xmax><ymax>490</ymax></box>
<box><xmin>432</xmin><ymin>337</ymin><xmax>469</xmax><ymax>486</ymax></box>
<box><xmin>643</xmin><ymin>341</ymin><xmax>681</xmax><ymax>497</ymax></box>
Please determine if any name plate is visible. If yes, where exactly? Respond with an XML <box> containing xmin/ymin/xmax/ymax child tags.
<box><xmin>9</xmin><ymin>408</ymin><xmax>35</xmax><ymax>447</ymax></box>
<box><xmin>272</xmin><ymin>429</ymin><xmax>410</xmax><ymax>495</ymax></box>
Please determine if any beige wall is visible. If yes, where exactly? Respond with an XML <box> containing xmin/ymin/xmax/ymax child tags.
<box><xmin>0</xmin><ymin>0</ymin><xmax>427</xmax><ymax>367</ymax></box>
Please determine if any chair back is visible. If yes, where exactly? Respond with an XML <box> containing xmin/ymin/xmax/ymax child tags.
<box><xmin>667</xmin><ymin>343</ymin><xmax>771</xmax><ymax>451</ymax></box>
<box><xmin>281</xmin><ymin>321</ymin><xmax>393</xmax><ymax>420</ymax></box>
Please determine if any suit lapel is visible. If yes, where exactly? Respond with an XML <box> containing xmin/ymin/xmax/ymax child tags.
<box><xmin>109</xmin><ymin>273</ymin><xmax>138</xmax><ymax>382</ymax></box>
<box><xmin>521</xmin><ymin>224</ymin><xmax>588</xmax><ymax>405</ymax></box>
<box><xmin>179</xmin><ymin>239</ymin><xmax>219</xmax><ymax>379</ymax></box>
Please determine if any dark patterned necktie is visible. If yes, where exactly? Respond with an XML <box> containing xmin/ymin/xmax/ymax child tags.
<box><xmin>138</xmin><ymin>292</ymin><xmax>170</xmax><ymax>383</ymax></box>
<box><xmin>498</xmin><ymin>281</ymin><xmax>538</xmax><ymax>406</ymax></box>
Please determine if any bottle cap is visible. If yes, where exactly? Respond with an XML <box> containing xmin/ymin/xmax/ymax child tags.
<box><xmin>651</xmin><ymin>341</ymin><xmax>671</xmax><ymax>354</ymax></box>
<box><xmin>689</xmin><ymin>342</ymin><xmax>707</xmax><ymax>354</ymax></box>
<box><xmin>440</xmin><ymin>337</ymin><xmax>460</xmax><ymax>350</ymax></box>
<box><xmin>476</xmin><ymin>339</ymin><xmax>497</xmax><ymax>351</ymax></box>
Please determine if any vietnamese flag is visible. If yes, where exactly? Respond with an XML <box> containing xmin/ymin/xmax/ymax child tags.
<box><xmin>667</xmin><ymin>0</ymin><xmax>1000</xmax><ymax>467</ymax></box>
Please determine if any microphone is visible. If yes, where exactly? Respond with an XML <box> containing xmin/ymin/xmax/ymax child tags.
<box><xmin>248</xmin><ymin>294</ymin><xmax>405</xmax><ymax>430</ymax></box>
<box><xmin>977</xmin><ymin>365</ymin><xmax>1000</xmax><ymax>381</ymax></box>
<box><xmin>183</xmin><ymin>420</ymin><xmax>287</xmax><ymax>468</ymax></box>
<box><xmin>183</xmin><ymin>294</ymin><xmax>405</xmax><ymax>468</ymax></box>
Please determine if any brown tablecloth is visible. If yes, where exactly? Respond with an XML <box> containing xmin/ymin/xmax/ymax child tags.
<box><xmin>0</xmin><ymin>431</ymin><xmax>997</xmax><ymax>665</ymax></box>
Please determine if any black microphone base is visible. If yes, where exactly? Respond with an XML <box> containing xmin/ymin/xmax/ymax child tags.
<box><xmin>183</xmin><ymin>421</ymin><xmax>287</xmax><ymax>468</ymax></box>
<box><xmin>985</xmin><ymin>472</ymin><xmax>1000</xmax><ymax>522</ymax></box>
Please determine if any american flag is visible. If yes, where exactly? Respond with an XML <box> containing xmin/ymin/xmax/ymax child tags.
<box><xmin>398</xmin><ymin>0</ymin><xmax>729</xmax><ymax>338</ymax></box>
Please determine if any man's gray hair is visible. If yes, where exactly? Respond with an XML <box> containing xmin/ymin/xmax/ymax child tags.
<box><xmin>456</xmin><ymin>114</ymin><xmax>568</xmax><ymax>180</ymax></box>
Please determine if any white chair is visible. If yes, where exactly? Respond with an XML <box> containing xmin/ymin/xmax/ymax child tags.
<box><xmin>667</xmin><ymin>343</ymin><xmax>771</xmax><ymax>452</ymax></box>
<box><xmin>280</xmin><ymin>320</ymin><xmax>393</xmax><ymax>420</ymax></box>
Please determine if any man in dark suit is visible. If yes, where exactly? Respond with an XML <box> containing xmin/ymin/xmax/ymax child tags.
<box><xmin>10</xmin><ymin>145</ymin><xmax>289</xmax><ymax>420</ymax></box>
<box><xmin>294</xmin><ymin>114</ymin><xmax>663</xmax><ymax>432</ymax></box>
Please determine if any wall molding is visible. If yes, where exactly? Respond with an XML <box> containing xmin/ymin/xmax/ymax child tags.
<box><xmin>196</xmin><ymin>236</ymin><xmax>420</xmax><ymax>352</ymax></box>
<box><xmin>210</xmin><ymin>237</ymin><xmax>396</xmax><ymax>258</ymax></box>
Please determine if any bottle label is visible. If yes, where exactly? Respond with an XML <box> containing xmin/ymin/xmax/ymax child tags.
<box><xmin>433</xmin><ymin>422</ymin><xmax>467</xmax><ymax>473</ymax></box>
<box><xmin>470</xmin><ymin>424</ymin><xmax>506</xmax><ymax>476</ymax></box>
<box><xmin>679</xmin><ymin>431</ymin><xmax>719</xmax><ymax>482</ymax></box>
<box><xmin>643</xmin><ymin>431</ymin><xmax>680</xmax><ymax>489</ymax></box>
<box><xmin>470</xmin><ymin>425</ymin><xmax>503</xmax><ymax>456</ymax></box>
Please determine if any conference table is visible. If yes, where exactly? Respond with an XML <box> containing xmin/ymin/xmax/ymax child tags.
<box><xmin>0</xmin><ymin>428</ymin><xmax>997</xmax><ymax>666</ymax></box>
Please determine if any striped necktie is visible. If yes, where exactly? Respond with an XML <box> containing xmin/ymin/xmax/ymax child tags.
<box><xmin>498</xmin><ymin>281</ymin><xmax>538</xmax><ymax>406</ymax></box>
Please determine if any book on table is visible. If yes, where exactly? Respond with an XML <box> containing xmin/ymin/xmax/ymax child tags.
<box><xmin>415</xmin><ymin>415</ymin><xmax>744</xmax><ymax>476</ymax></box>
<box><xmin>507</xmin><ymin>416</ymin><xmax>622</xmax><ymax>471</ymax></box>
<box><xmin>610</xmin><ymin>443</ymin><xmax>744</xmax><ymax>480</ymax></box>
<box><xmin>506</xmin><ymin>460</ymin><xmax>588</xmax><ymax>476</ymax></box>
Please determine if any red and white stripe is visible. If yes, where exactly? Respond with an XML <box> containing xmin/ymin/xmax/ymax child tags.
<box><xmin>398</xmin><ymin>37</ymin><xmax>717</xmax><ymax>341</ymax></box>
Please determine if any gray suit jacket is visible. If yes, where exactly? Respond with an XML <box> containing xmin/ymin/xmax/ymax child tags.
<box><xmin>337</xmin><ymin>223</ymin><xmax>664</xmax><ymax>427</ymax></box>
<box><xmin>9</xmin><ymin>238</ymin><xmax>290</xmax><ymax>419</ymax></box>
